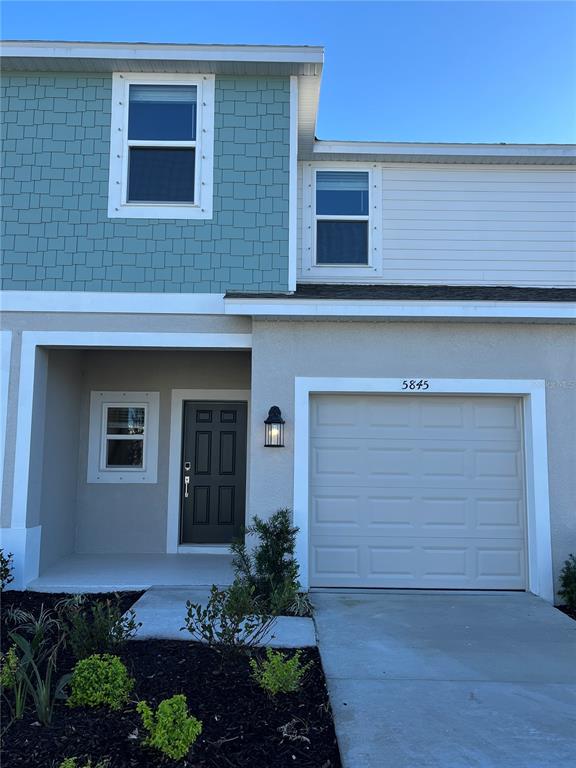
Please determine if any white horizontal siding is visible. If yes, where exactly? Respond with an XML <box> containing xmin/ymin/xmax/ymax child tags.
<box><xmin>298</xmin><ymin>163</ymin><xmax>576</xmax><ymax>287</ymax></box>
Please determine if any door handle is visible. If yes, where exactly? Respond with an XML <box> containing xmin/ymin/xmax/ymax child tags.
<box><xmin>184</xmin><ymin>475</ymin><xmax>190</xmax><ymax>498</ymax></box>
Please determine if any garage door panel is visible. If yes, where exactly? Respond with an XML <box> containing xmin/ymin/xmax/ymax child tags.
<box><xmin>312</xmin><ymin>440</ymin><xmax>522</xmax><ymax>490</ymax></box>
<box><xmin>312</xmin><ymin>537</ymin><xmax>526</xmax><ymax>588</ymax></box>
<box><xmin>310</xmin><ymin>490</ymin><xmax>524</xmax><ymax>538</ymax></box>
<box><xmin>310</xmin><ymin>395</ymin><xmax>526</xmax><ymax>589</ymax></box>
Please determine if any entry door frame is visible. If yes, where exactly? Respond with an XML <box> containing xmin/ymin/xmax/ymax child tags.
<box><xmin>167</xmin><ymin>389</ymin><xmax>251</xmax><ymax>554</ymax></box>
<box><xmin>293</xmin><ymin>377</ymin><xmax>553</xmax><ymax>602</ymax></box>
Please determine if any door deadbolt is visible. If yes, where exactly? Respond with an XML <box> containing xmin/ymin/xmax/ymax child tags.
<box><xmin>184</xmin><ymin>461</ymin><xmax>191</xmax><ymax>471</ymax></box>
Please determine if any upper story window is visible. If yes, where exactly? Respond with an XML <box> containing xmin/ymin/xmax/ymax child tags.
<box><xmin>302</xmin><ymin>164</ymin><xmax>381</xmax><ymax>278</ymax></box>
<box><xmin>108</xmin><ymin>73</ymin><xmax>215</xmax><ymax>220</ymax></box>
<box><xmin>316</xmin><ymin>171</ymin><xmax>369</xmax><ymax>265</ymax></box>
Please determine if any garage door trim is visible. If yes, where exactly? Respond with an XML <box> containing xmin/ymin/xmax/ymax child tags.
<box><xmin>293</xmin><ymin>377</ymin><xmax>553</xmax><ymax>601</ymax></box>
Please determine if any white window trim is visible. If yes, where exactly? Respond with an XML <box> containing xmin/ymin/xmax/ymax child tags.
<box><xmin>302</xmin><ymin>162</ymin><xmax>382</xmax><ymax>278</ymax></box>
<box><xmin>107</xmin><ymin>72</ymin><xmax>215</xmax><ymax>220</ymax></box>
<box><xmin>293</xmin><ymin>377</ymin><xmax>554</xmax><ymax>603</ymax></box>
<box><xmin>87</xmin><ymin>391</ymin><xmax>160</xmax><ymax>483</ymax></box>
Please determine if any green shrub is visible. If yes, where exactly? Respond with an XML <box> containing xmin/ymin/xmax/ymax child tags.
<box><xmin>68</xmin><ymin>654</ymin><xmax>133</xmax><ymax>710</ymax></box>
<box><xmin>57</xmin><ymin>759</ymin><xmax>110</xmax><ymax>768</ymax></box>
<box><xmin>137</xmin><ymin>695</ymin><xmax>202</xmax><ymax>760</ymax></box>
<box><xmin>58</xmin><ymin>594</ymin><xmax>141</xmax><ymax>660</ymax></box>
<box><xmin>182</xmin><ymin>583</ymin><xmax>276</xmax><ymax>653</ymax></box>
<box><xmin>230</xmin><ymin>508</ymin><xmax>311</xmax><ymax>616</ymax></box>
<box><xmin>250</xmin><ymin>648</ymin><xmax>312</xmax><ymax>696</ymax></box>
<box><xmin>558</xmin><ymin>554</ymin><xmax>576</xmax><ymax>609</ymax></box>
<box><xmin>0</xmin><ymin>549</ymin><xmax>14</xmax><ymax>590</ymax></box>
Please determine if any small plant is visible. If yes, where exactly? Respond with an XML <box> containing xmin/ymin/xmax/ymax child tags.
<box><xmin>137</xmin><ymin>694</ymin><xmax>202</xmax><ymax>761</ymax></box>
<box><xmin>8</xmin><ymin>633</ymin><xmax>70</xmax><ymax>725</ymax></box>
<box><xmin>230</xmin><ymin>508</ymin><xmax>310</xmax><ymax>616</ymax></box>
<box><xmin>182</xmin><ymin>583</ymin><xmax>276</xmax><ymax>652</ymax></box>
<box><xmin>59</xmin><ymin>594</ymin><xmax>141</xmax><ymax>659</ymax></box>
<box><xmin>7</xmin><ymin>603</ymin><xmax>65</xmax><ymax>649</ymax></box>
<box><xmin>0</xmin><ymin>549</ymin><xmax>14</xmax><ymax>590</ymax></box>
<box><xmin>558</xmin><ymin>553</ymin><xmax>576</xmax><ymax>610</ymax></box>
<box><xmin>3</xmin><ymin>606</ymin><xmax>70</xmax><ymax>725</ymax></box>
<box><xmin>288</xmin><ymin>591</ymin><xmax>314</xmax><ymax>618</ymax></box>
<box><xmin>250</xmin><ymin>648</ymin><xmax>312</xmax><ymax>696</ymax></box>
<box><xmin>57</xmin><ymin>759</ymin><xmax>110</xmax><ymax>768</ymax></box>
<box><xmin>1</xmin><ymin>645</ymin><xmax>28</xmax><ymax>720</ymax></box>
<box><xmin>68</xmin><ymin>654</ymin><xmax>133</xmax><ymax>710</ymax></box>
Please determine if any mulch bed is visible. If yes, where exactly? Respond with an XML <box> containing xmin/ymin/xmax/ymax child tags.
<box><xmin>1</xmin><ymin>592</ymin><xmax>341</xmax><ymax>768</ymax></box>
<box><xmin>557</xmin><ymin>604</ymin><xmax>576</xmax><ymax>621</ymax></box>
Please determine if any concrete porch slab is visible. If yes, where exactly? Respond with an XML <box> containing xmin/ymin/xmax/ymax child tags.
<box><xmin>27</xmin><ymin>553</ymin><xmax>235</xmax><ymax>592</ymax></box>
<box><xmin>313</xmin><ymin>592</ymin><xmax>576</xmax><ymax>768</ymax></box>
<box><xmin>130</xmin><ymin>586</ymin><xmax>317</xmax><ymax>648</ymax></box>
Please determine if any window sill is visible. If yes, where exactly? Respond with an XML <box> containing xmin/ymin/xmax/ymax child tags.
<box><xmin>87</xmin><ymin>471</ymin><xmax>155</xmax><ymax>484</ymax></box>
<box><xmin>107</xmin><ymin>202</ymin><xmax>213</xmax><ymax>220</ymax></box>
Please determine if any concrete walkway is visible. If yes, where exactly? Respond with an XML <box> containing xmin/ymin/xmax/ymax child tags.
<box><xmin>130</xmin><ymin>586</ymin><xmax>317</xmax><ymax>648</ymax></box>
<box><xmin>313</xmin><ymin>592</ymin><xmax>576</xmax><ymax>768</ymax></box>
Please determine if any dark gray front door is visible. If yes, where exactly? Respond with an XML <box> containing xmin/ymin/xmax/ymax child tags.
<box><xmin>180</xmin><ymin>401</ymin><xmax>247</xmax><ymax>544</ymax></box>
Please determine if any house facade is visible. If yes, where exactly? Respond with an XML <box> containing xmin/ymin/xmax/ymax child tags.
<box><xmin>1</xmin><ymin>41</ymin><xmax>575</xmax><ymax>601</ymax></box>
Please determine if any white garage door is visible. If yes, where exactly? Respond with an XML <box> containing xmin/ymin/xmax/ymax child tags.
<box><xmin>309</xmin><ymin>395</ymin><xmax>527</xmax><ymax>589</ymax></box>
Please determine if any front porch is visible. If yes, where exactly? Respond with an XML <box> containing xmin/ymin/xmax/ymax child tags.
<box><xmin>27</xmin><ymin>553</ymin><xmax>235</xmax><ymax>592</ymax></box>
<box><xmin>7</xmin><ymin>333</ymin><xmax>257</xmax><ymax>590</ymax></box>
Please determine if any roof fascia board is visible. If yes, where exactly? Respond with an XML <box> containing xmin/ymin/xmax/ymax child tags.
<box><xmin>0</xmin><ymin>41</ymin><xmax>324</xmax><ymax>65</ymax></box>
<box><xmin>311</xmin><ymin>140</ymin><xmax>576</xmax><ymax>163</ymax></box>
<box><xmin>223</xmin><ymin>298</ymin><xmax>576</xmax><ymax>321</ymax></box>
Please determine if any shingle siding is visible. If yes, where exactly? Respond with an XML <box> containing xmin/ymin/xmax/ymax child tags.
<box><xmin>1</xmin><ymin>74</ymin><xmax>290</xmax><ymax>292</ymax></box>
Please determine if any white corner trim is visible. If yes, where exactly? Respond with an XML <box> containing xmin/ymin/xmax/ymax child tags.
<box><xmin>223</xmin><ymin>297</ymin><xmax>576</xmax><ymax>321</ymax></box>
<box><xmin>107</xmin><ymin>73</ymin><xmax>215</xmax><ymax>220</ymax></box>
<box><xmin>0</xmin><ymin>526</ymin><xmax>41</xmax><ymax>589</ymax></box>
<box><xmin>87</xmin><ymin>391</ymin><xmax>160</xmax><ymax>484</ymax></box>
<box><xmin>166</xmin><ymin>389</ymin><xmax>251</xmax><ymax>553</ymax></box>
<box><xmin>293</xmin><ymin>377</ymin><xmax>554</xmax><ymax>603</ymax></box>
<box><xmin>288</xmin><ymin>76</ymin><xmax>298</xmax><ymax>293</ymax></box>
<box><xmin>0</xmin><ymin>291</ymin><xmax>226</xmax><ymax>315</ymax></box>
<box><xmin>10</xmin><ymin>331</ymin><xmax>252</xmax><ymax>536</ymax></box>
<box><xmin>0</xmin><ymin>330</ymin><xmax>12</xmax><ymax>509</ymax></box>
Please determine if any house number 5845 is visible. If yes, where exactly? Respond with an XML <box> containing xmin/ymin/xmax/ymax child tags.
<box><xmin>402</xmin><ymin>379</ymin><xmax>429</xmax><ymax>390</ymax></box>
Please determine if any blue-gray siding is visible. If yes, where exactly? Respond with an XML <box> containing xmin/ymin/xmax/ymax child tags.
<box><xmin>1</xmin><ymin>74</ymin><xmax>290</xmax><ymax>292</ymax></box>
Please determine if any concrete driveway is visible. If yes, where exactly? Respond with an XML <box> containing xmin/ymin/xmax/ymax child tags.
<box><xmin>313</xmin><ymin>592</ymin><xmax>576</xmax><ymax>768</ymax></box>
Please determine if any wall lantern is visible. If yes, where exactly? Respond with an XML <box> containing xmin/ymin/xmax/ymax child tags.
<box><xmin>264</xmin><ymin>406</ymin><xmax>285</xmax><ymax>447</ymax></box>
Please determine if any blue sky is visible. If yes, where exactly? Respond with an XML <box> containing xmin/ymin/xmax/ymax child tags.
<box><xmin>2</xmin><ymin>1</ymin><xmax>575</xmax><ymax>143</ymax></box>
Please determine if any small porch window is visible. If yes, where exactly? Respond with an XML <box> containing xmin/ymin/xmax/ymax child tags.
<box><xmin>103</xmin><ymin>405</ymin><xmax>146</xmax><ymax>469</ymax></box>
<box><xmin>88</xmin><ymin>391</ymin><xmax>159</xmax><ymax>483</ymax></box>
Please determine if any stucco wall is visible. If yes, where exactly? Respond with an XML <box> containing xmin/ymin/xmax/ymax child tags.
<box><xmin>247</xmin><ymin>320</ymin><xmax>576</xmax><ymax>590</ymax></box>
<box><xmin>39</xmin><ymin>350</ymin><xmax>82</xmax><ymax>569</ymax></box>
<box><xmin>74</xmin><ymin>349</ymin><xmax>251</xmax><ymax>553</ymax></box>
<box><xmin>1</xmin><ymin>74</ymin><xmax>290</xmax><ymax>292</ymax></box>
